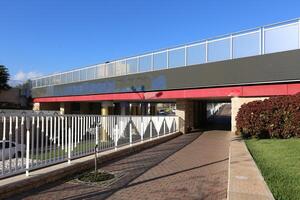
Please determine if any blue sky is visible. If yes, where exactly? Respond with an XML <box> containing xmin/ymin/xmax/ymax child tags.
<box><xmin>1</xmin><ymin>0</ymin><xmax>300</xmax><ymax>82</ymax></box>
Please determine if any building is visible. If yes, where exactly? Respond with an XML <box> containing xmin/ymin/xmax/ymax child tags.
<box><xmin>31</xmin><ymin>18</ymin><xmax>300</xmax><ymax>133</ymax></box>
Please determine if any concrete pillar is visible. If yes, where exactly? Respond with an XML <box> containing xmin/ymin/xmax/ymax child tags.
<box><xmin>100</xmin><ymin>101</ymin><xmax>114</xmax><ymax>141</ymax></box>
<box><xmin>60</xmin><ymin>102</ymin><xmax>65</xmax><ymax>115</ymax></box>
<box><xmin>32</xmin><ymin>102</ymin><xmax>40</xmax><ymax>111</ymax></box>
<box><xmin>175</xmin><ymin>100</ymin><xmax>194</xmax><ymax>134</ymax></box>
<box><xmin>231</xmin><ymin>97</ymin><xmax>268</xmax><ymax>132</ymax></box>
<box><xmin>147</xmin><ymin>103</ymin><xmax>151</xmax><ymax>115</ymax></box>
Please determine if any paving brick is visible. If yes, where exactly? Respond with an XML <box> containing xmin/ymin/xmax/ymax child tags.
<box><xmin>14</xmin><ymin>131</ymin><xmax>230</xmax><ymax>200</ymax></box>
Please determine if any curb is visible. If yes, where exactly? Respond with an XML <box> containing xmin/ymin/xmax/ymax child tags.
<box><xmin>227</xmin><ymin>133</ymin><xmax>275</xmax><ymax>200</ymax></box>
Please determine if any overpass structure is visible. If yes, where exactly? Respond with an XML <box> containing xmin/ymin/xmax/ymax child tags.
<box><xmin>31</xmin><ymin>18</ymin><xmax>300</xmax><ymax>132</ymax></box>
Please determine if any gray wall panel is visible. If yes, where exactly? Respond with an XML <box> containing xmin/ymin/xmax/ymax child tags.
<box><xmin>32</xmin><ymin>49</ymin><xmax>300</xmax><ymax>98</ymax></box>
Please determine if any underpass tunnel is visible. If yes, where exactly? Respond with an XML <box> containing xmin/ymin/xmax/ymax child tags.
<box><xmin>181</xmin><ymin>99</ymin><xmax>232</xmax><ymax>132</ymax></box>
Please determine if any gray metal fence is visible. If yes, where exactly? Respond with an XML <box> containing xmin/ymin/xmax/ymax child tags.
<box><xmin>0</xmin><ymin>112</ymin><xmax>179</xmax><ymax>179</ymax></box>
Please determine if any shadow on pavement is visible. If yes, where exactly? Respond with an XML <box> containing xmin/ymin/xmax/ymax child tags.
<box><xmin>12</xmin><ymin>132</ymin><xmax>202</xmax><ymax>200</ymax></box>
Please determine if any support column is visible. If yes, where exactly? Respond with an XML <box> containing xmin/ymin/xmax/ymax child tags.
<box><xmin>100</xmin><ymin>101</ymin><xmax>114</xmax><ymax>141</ymax></box>
<box><xmin>231</xmin><ymin>97</ymin><xmax>268</xmax><ymax>132</ymax></box>
<box><xmin>175</xmin><ymin>100</ymin><xmax>194</xmax><ymax>134</ymax></box>
<box><xmin>60</xmin><ymin>102</ymin><xmax>65</xmax><ymax>115</ymax></box>
<box><xmin>32</xmin><ymin>102</ymin><xmax>40</xmax><ymax>111</ymax></box>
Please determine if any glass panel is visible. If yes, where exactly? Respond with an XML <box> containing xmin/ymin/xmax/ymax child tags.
<box><xmin>127</xmin><ymin>58</ymin><xmax>138</xmax><ymax>74</ymax></box>
<box><xmin>169</xmin><ymin>48</ymin><xmax>185</xmax><ymax>68</ymax></box>
<box><xmin>187</xmin><ymin>43</ymin><xmax>206</xmax><ymax>65</ymax></box>
<box><xmin>265</xmin><ymin>23</ymin><xmax>299</xmax><ymax>54</ymax></box>
<box><xmin>233</xmin><ymin>31</ymin><xmax>260</xmax><ymax>58</ymax></box>
<box><xmin>48</xmin><ymin>76</ymin><xmax>52</xmax><ymax>85</ymax></box>
<box><xmin>139</xmin><ymin>55</ymin><xmax>152</xmax><ymax>72</ymax></box>
<box><xmin>53</xmin><ymin>75</ymin><xmax>61</xmax><ymax>85</ymax></box>
<box><xmin>37</xmin><ymin>79</ymin><xmax>41</xmax><ymax>87</ymax></box>
<box><xmin>73</xmin><ymin>71</ymin><xmax>80</xmax><ymax>82</ymax></box>
<box><xmin>115</xmin><ymin>60</ymin><xmax>127</xmax><ymax>76</ymax></box>
<box><xmin>44</xmin><ymin>77</ymin><xmax>49</xmax><ymax>85</ymax></box>
<box><xmin>32</xmin><ymin>80</ymin><xmax>36</xmax><ymax>87</ymax></box>
<box><xmin>153</xmin><ymin>52</ymin><xmax>167</xmax><ymax>70</ymax></box>
<box><xmin>106</xmin><ymin>63</ymin><xmax>115</xmax><ymax>77</ymax></box>
<box><xmin>61</xmin><ymin>74</ymin><xmax>67</xmax><ymax>84</ymax></box>
<box><xmin>80</xmin><ymin>69</ymin><xmax>86</xmax><ymax>81</ymax></box>
<box><xmin>96</xmin><ymin>64</ymin><xmax>105</xmax><ymax>78</ymax></box>
<box><xmin>66</xmin><ymin>73</ymin><xmax>73</xmax><ymax>83</ymax></box>
<box><xmin>86</xmin><ymin>67</ymin><xmax>96</xmax><ymax>80</ymax></box>
<box><xmin>208</xmin><ymin>38</ymin><xmax>230</xmax><ymax>62</ymax></box>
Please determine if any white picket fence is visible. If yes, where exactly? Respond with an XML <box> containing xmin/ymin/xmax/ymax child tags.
<box><xmin>0</xmin><ymin>113</ymin><xmax>179</xmax><ymax>179</ymax></box>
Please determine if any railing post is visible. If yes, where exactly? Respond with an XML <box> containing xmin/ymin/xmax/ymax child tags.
<box><xmin>164</xmin><ymin>118</ymin><xmax>166</xmax><ymax>135</ymax></box>
<box><xmin>96</xmin><ymin>123</ymin><xmax>99</xmax><ymax>146</ymax></box>
<box><xmin>129</xmin><ymin>118</ymin><xmax>132</xmax><ymax>146</ymax></box>
<box><xmin>261</xmin><ymin>27</ymin><xmax>265</xmax><ymax>55</ymax></box>
<box><xmin>71</xmin><ymin>116</ymin><xmax>74</xmax><ymax>151</ymax></box>
<box><xmin>26</xmin><ymin>117</ymin><xmax>30</xmax><ymax>177</ymax></box>
<box><xmin>141</xmin><ymin>117</ymin><xmax>144</xmax><ymax>142</ymax></box>
<box><xmin>9</xmin><ymin>116</ymin><xmax>12</xmax><ymax>173</ymax></box>
<box><xmin>298</xmin><ymin>19</ymin><xmax>300</xmax><ymax>48</ymax></box>
<box><xmin>68</xmin><ymin>127</ymin><xmax>71</xmax><ymax>164</ymax></box>
<box><xmin>114</xmin><ymin>124</ymin><xmax>118</xmax><ymax>150</ymax></box>
<box><xmin>150</xmin><ymin>117</ymin><xmax>153</xmax><ymax>140</ymax></box>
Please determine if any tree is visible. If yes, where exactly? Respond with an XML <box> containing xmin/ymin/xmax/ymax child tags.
<box><xmin>0</xmin><ymin>65</ymin><xmax>10</xmax><ymax>91</ymax></box>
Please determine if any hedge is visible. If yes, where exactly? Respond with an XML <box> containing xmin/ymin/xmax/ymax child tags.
<box><xmin>236</xmin><ymin>93</ymin><xmax>300</xmax><ymax>139</ymax></box>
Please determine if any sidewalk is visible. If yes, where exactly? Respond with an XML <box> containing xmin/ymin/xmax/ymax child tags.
<box><xmin>228</xmin><ymin>133</ymin><xmax>274</xmax><ymax>200</ymax></box>
<box><xmin>14</xmin><ymin>131</ymin><xmax>230</xmax><ymax>200</ymax></box>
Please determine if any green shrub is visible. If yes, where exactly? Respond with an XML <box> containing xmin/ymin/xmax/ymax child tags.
<box><xmin>236</xmin><ymin>93</ymin><xmax>300</xmax><ymax>139</ymax></box>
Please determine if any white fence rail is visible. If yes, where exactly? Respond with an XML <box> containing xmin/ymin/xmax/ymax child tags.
<box><xmin>0</xmin><ymin>113</ymin><xmax>179</xmax><ymax>179</ymax></box>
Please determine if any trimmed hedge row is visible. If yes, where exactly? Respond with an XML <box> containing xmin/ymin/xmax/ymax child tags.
<box><xmin>236</xmin><ymin>93</ymin><xmax>300</xmax><ymax>139</ymax></box>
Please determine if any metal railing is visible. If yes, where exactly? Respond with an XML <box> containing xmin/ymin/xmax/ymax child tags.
<box><xmin>0</xmin><ymin>112</ymin><xmax>179</xmax><ymax>179</ymax></box>
<box><xmin>31</xmin><ymin>18</ymin><xmax>300</xmax><ymax>89</ymax></box>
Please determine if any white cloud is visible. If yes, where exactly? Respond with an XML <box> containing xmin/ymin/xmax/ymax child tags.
<box><xmin>12</xmin><ymin>71</ymin><xmax>43</xmax><ymax>82</ymax></box>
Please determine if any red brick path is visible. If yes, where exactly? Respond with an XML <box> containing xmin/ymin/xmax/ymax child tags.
<box><xmin>15</xmin><ymin>131</ymin><xmax>230</xmax><ymax>200</ymax></box>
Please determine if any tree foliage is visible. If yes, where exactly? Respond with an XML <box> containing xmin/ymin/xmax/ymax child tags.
<box><xmin>0</xmin><ymin>65</ymin><xmax>10</xmax><ymax>91</ymax></box>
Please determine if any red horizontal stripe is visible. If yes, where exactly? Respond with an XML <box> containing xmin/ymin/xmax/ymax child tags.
<box><xmin>33</xmin><ymin>83</ymin><xmax>300</xmax><ymax>103</ymax></box>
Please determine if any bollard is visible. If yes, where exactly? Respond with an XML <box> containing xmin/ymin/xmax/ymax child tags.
<box><xmin>94</xmin><ymin>144</ymin><xmax>98</xmax><ymax>176</ymax></box>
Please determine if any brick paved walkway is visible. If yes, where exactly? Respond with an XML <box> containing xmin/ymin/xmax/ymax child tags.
<box><xmin>14</xmin><ymin>131</ymin><xmax>230</xmax><ymax>200</ymax></box>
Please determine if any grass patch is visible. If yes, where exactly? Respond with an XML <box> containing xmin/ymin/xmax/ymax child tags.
<box><xmin>32</xmin><ymin>140</ymin><xmax>114</xmax><ymax>160</ymax></box>
<box><xmin>78</xmin><ymin>170</ymin><xmax>115</xmax><ymax>183</ymax></box>
<box><xmin>245</xmin><ymin>138</ymin><xmax>300</xmax><ymax>200</ymax></box>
